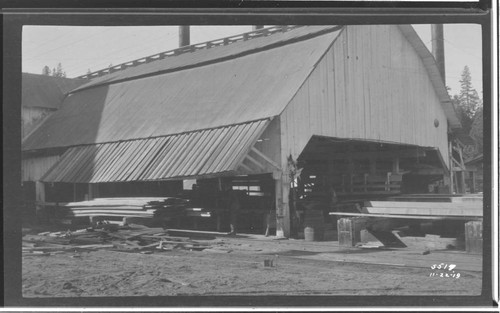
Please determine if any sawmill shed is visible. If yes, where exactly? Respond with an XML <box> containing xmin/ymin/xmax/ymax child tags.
<box><xmin>21</xmin><ymin>25</ymin><xmax>464</xmax><ymax>237</ymax></box>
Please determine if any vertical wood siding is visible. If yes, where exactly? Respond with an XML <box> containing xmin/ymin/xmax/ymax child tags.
<box><xmin>280</xmin><ymin>25</ymin><xmax>449</xmax><ymax>167</ymax></box>
<box><xmin>22</xmin><ymin>155</ymin><xmax>61</xmax><ymax>181</ymax></box>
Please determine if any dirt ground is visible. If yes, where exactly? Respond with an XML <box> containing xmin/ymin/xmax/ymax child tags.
<box><xmin>22</xmin><ymin>228</ymin><xmax>483</xmax><ymax>298</ymax></box>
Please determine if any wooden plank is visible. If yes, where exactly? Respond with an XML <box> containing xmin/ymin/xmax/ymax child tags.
<box><xmin>329</xmin><ymin>212</ymin><xmax>482</xmax><ymax>221</ymax></box>
<box><xmin>365</xmin><ymin>201</ymin><xmax>482</xmax><ymax>209</ymax></box>
<box><xmin>337</xmin><ymin>190</ymin><xmax>401</xmax><ymax>196</ymax></box>
<box><xmin>364</xmin><ymin>207</ymin><xmax>482</xmax><ymax>217</ymax></box>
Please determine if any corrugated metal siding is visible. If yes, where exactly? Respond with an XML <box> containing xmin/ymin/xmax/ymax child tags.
<box><xmin>22</xmin><ymin>155</ymin><xmax>61</xmax><ymax>181</ymax></box>
<box><xmin>41</xmin><ymin>120</ymin><xmax>270</xmax><ymax>183</ymax></box>
<box><xmin>281</xmin><ymin>25</ymin><xmax>450</xmax><ymax>167</ymax></box>
<box><xmin>22</xmin><ymin>73</ymin><xmax>87</xmax><ymax>109</ymax></box>
<box><xmin>74</xmin><ymin>26</ymin><xmax>341</xmax><ymax>91</ymax></box>
<box><xmin>23</xmin><ymin>29</ymin><xmax>342</xmax><ymax>151</ymax></box>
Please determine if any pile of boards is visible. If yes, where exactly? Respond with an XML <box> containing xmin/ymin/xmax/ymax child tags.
<box><xmin>53</xmin><ymin>197</ymin><xmax>211</xmax><ymax>223</ymax></box>
<box><xmin>22</xmin><ymin>224</ymin><xmax>213</xmax><ymax>256</ymax></box>
<box><xmin>362</xmin><ymin>198</ymin><xmax>483</xmax><ymax>219</ymax></box>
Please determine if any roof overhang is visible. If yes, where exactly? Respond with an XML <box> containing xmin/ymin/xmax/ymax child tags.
<box><xmin>41</xmin><ymin>119</ymin><xmax>271</xmax><ymax>183</ymax></box>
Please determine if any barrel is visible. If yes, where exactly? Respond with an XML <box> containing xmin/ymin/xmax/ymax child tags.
<box><xmin>303</xmin><ymin>209</ymin><xmax>325</xmax><ymax>241</ymax></box>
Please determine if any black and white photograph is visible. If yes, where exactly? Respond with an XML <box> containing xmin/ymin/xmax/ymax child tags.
<box><xmin>3</xmin><ymin>3</ymin><xmax>496</xmax><ymax>310</ymax></box>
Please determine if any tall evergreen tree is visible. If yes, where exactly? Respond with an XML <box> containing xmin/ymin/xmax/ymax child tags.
<box><xmin>469</xmin><ymin>106</ymin><xmax>483</xmax><ymax>155</ymax></box>
<box><xmin>52</xmin><ymin>62</ymin><xmax>66</xmax><ymax>77</ymax></box>
<box><xmin>454</xmin><ymin>66</ymin><xmax>481</xmax><ymax>134</ymax></box>
<box><xmin>41</xmin><ymin>65</ymin><xmax>51</xmax><ymax>76</ymax></box>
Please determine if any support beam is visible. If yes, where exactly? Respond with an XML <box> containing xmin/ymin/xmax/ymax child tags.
<box><xmin>301</xmin><ymin>148</ymin><xmax>426</xmax><ymax>161</ymax></box>
<box><xmin>238</xmin><ymin>162</ymin><xmax>253</xmax><ymax>173</ymax></box>
<box><xmin>458</xmin><ymin>146</ymin><xmax>467</xmax><ymax>193</ymax></box>
<box><xmin>449</xmin><ymin>141</ymin><xmax>454</xmax><ymax>194</ymax></box>
<box><xmin>275</xmin><ymin>172</ymin><xmax>290</xmax><ymax>238</ymax></box>
<box><xmin>471</xmin><ymin>171</ymin><xmax>476</xmax><ymax>193</ymax></box>
<box><xmin>414</xmin><ymin>168</ymin><xmax>445</xmax><ymax>175</ymax></box>
<box><xmin>251</xmin><ymin>147</ymin><xmax>280</xmax><ymax>170</ymax></box>
<box><xmin>392</xmin><ymin>157</ymin><xmax>400</xmax><ymax>173</ymax></box>
<box><xmin>35</xmin><ymin>181</ymin><xmax>46</xmax><ymax>222</ymax></box>
<box><xmin>88</xmin><ymin>184</ymin><xmax>99</xmax><ymax>200</ymax></box>
<box><xmin>245</xmin><ymin>155</ymin><xmax>266</xmax><ymax>171</ymax></box>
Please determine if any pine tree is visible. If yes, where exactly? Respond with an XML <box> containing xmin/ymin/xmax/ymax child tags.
<box><xmin>469</xmin><ymin>106</ymin><xmax>483</xmax><ymax>155</ymax></box>
<box><xmin>454</xmin><ymin>66</ymin><xmax>481</xmax><ymax>134</ymax></box>
<box><xmin>52</xmin><ymin>62</ymin><xmax>66</xmax><ymax>77</ymax></box>
<box><xmin>42</xmin><ymin>65</ymin><xmax>51</xmax><ymax>76</ymax></box>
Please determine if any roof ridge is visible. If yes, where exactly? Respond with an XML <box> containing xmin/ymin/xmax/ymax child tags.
<box><xmin>77</xmin><ymin>25</ymin><xmax>302</xmax><ymax>80</ymax></box>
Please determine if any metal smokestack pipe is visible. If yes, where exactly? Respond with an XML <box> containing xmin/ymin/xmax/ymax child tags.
<box><xmin>431</xmin><ymin>24</ymin><xmax>446</xmax><ymax>85</ymax></box>
<box><xmin>252</xmin><ymin>25</ymin><xmax>264</xmax><ymax>31</ymax></box>
<box><xmin>179</xmin><ymin>26</ymin><xmax>190</xmax><ymax>47</ymax></box>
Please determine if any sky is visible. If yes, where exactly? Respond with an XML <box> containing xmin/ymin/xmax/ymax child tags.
<box><xmin>22</xmin><ymin>24</ymin><xmax>483</xmax><ymax>97</ymax></box>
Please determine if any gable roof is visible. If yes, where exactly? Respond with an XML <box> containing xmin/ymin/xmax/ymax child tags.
<box><xmin>23</xmin><ymin>24</ymin><xmax>462</xmax><ymax>154</ymax></box>
<box><xmin>23</xmin><ymin>26</ymin><xmax>343</xmax><ymax>151</ymax></box>
<box><xmin>22</xmin><ymin>73</ymin><xmax>87</xmax><ymax>109</ymax></box>
<box><xmin>397</xmin><ymin>25</ymin><xmax>462</xmax><ymax>130</ymax></box>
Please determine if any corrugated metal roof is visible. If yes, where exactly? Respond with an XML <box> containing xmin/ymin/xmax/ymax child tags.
<box><xmin>397</xmin><ymin>25</ymin><xmax>462</xmax><ymax>130</ymax></box>
<box><xmin>73</xmin><ymin>26</ymin><xmax>342</xmax><ymax>92</ymax></box>
<box><xmin>41</xmin><ymin>119</ymin><xmax>270</xmax><ymax>183</ymax></box>
<box><xmin>23</xmin><ymin>27</ymin><xmax>342</xmax><ymax>151</ymax></box>
<box><xmin>22</xmin><ymin>73</ymin><xmax>87</xmax><ymax>109</ymax></box>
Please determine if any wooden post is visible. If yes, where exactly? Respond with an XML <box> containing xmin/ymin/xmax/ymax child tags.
<box><xmin>471</xmin><ymin>171</ymin><xmax>477</xmax><ymax>193</ymax></box>
<box><xmin>449</xmin><ymin>141</ymin><xmax>454</xmax><ymax>194</ymax></box>
<box><xmin>216</xmin><ymin>215</ymin><xmax>221</xmax><ymax>232</ymax></box>
<box><xmin>392</xmin><ymin>157</ymin><xmax>400</xmax><ymax>174</ymax></box>
<box><xmin>88</xmin><ymin>184</ymin><xmax>99</xmax><ymax>200</ymax></box>
<box><xmin>369</xmin><ymin>146</ymin><xmax>377</xmax><ymax>175</ymax></box>
<box><xmin>35</xmin><ymin>181</ymin><xmax>46</xmax><ymax>222</ymax></box>
<box><xmin>274</xmin><ymin>170</ymin><xmax>290</xmax><ymax>238</ymax></box>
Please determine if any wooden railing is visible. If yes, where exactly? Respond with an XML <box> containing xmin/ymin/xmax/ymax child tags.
<box><xmin>333</xmin><ymin>173</ymin><xmax>403</xmax><ymax>195</ymax></box>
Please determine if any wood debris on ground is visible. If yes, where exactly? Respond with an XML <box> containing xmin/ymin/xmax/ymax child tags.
<box><xmin>22</xmin><ymin>224</ymin><xmax>212</xmax><ymax>256</ymax></box>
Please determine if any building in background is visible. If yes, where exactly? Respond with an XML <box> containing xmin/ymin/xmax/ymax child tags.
<box><xmin>465</xmin><ymin>154</ymin><xmax>483</xmax><ymax>193</ymax></box>
<box><xmin>22</xmin><ymin>73</ymin><xmax>87</xmax><ymax>139</ymax></box>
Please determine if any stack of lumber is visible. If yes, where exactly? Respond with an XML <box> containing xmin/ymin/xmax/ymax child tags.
<box><xmin>57</xmin><ymin>197</ymin><xmax>211</xmax><ymax>221</ymax></box>
<box><xmin>362</xmin><ymin>200</ymin><xmax>483</xmax><ymax>219</ymax></box>
<box><xmin>22</xmin><ymin>225</ymin><xmax>212</xmax><ymax>256</ymax></box>
<box><xmin>387</xmin><ymin>194</ymin><xmax>483</xmax><ymax>203</ymax></box>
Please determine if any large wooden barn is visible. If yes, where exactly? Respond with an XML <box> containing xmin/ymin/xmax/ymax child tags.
<box><xmin>21</xmin><ymin>73</ymin><xmax>86</xmax><ymax>139</ymax></box>
<box><xmin>22</xmin><ymin>25</ymin><xmax>463</xmax><ymax>237</ymax></box>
